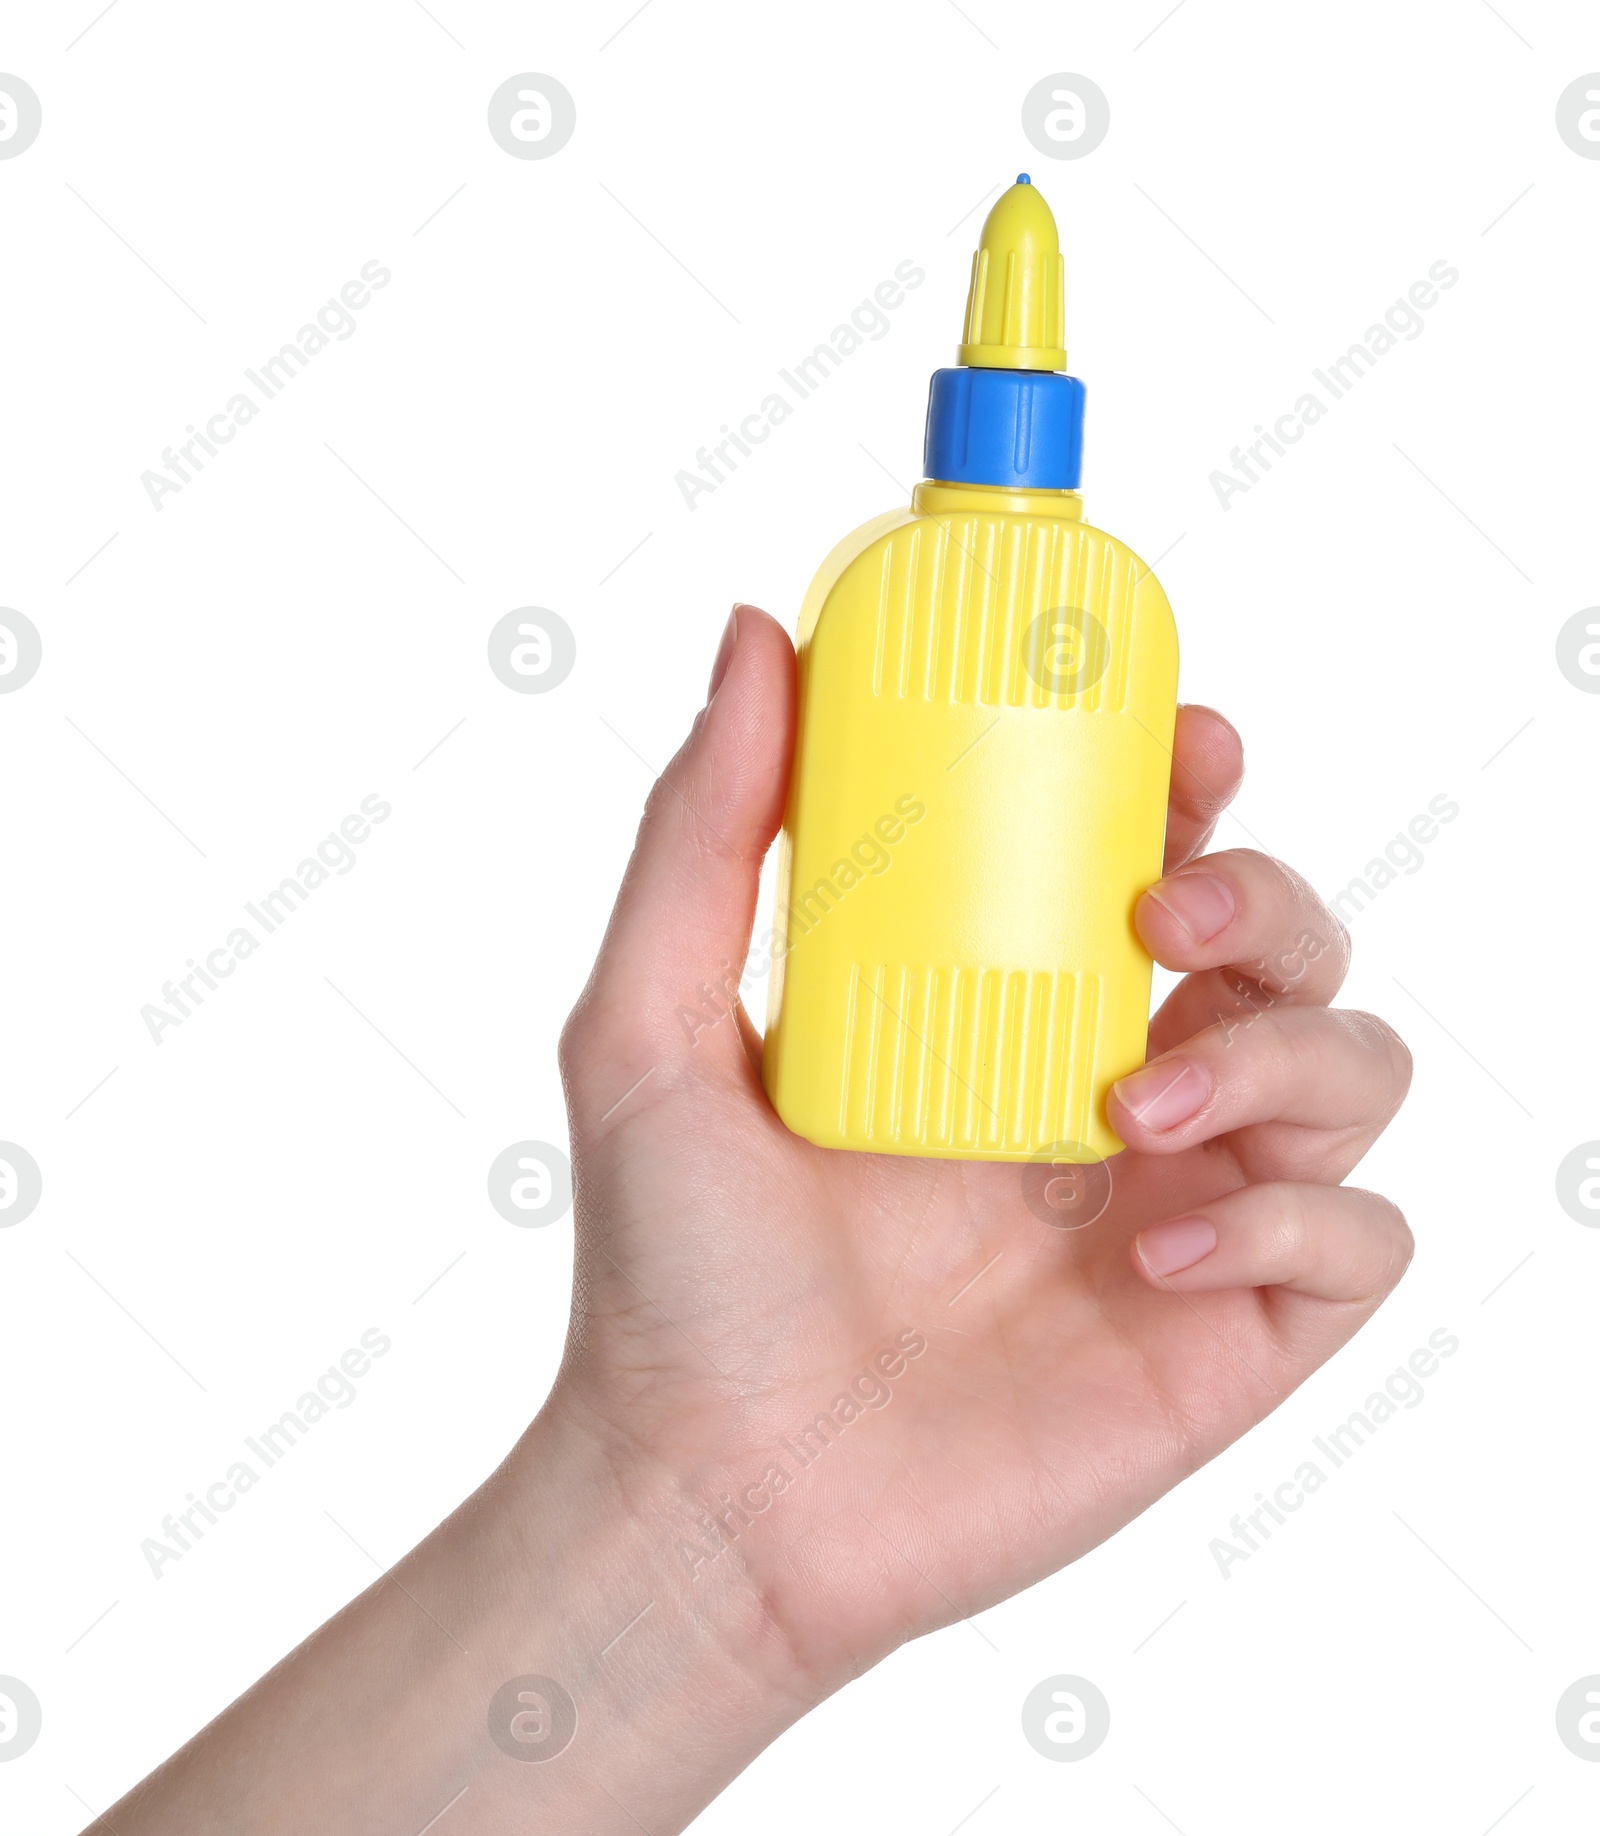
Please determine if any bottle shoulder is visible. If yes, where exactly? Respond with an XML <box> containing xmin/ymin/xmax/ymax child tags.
<box><xmin>800</xmin><ymin>503</ymin><xmax>1176</xmax><ymax>654</ymax></box>
<box><xmin>795</xmin><ymin>506</ymin><xmax>917</xmax><ymax>649</ymax></box>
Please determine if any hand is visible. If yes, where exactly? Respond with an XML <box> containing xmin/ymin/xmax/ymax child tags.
<box><xmin>551</xmin><ymin>603</ymin><xmax>1414</xmax><ymax>1693</ymax></box>
<box><xmin>98</xmin><ymin>604</ymin><xmax>1413</xmax><ymax>1836</ymax></box>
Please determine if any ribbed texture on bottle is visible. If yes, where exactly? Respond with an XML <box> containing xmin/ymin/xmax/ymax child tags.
<box><xmin>868</xmin><ymin>515</ymin><xmax>1136</xmax><ymax>709</ymax></box>
<box><xmin>840</xmin><ymin>965</ymin><xmax>1101</xmax><ymax>1154</ymax></box>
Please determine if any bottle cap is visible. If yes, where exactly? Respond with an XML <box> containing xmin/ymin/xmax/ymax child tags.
<box><xmin>958</xmin><ymin>174</ymin><xmax>1067</xmax><ymax>371</ymax></box>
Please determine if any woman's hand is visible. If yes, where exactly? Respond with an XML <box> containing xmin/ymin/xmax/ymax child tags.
<box><xmin>97</xmin><ymin>604</ymin><xmax>1412</xmax><ymax>1836</ymax></box>
<box><xmin>551</xmin><ymin>604</ymin><xmax>1414</xmax><ymax>1696</ymax></box>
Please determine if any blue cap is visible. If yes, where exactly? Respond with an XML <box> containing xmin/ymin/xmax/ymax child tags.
<box><xmin>923</xmin><ymin>366</ymin><xmax>1085</xmax><ymax>491</ymax></box>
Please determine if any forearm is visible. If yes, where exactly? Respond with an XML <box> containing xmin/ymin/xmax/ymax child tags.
<box><xmin>97</xmin><ymin>1410</ymin><xmax>814</xmax><ymax>1836</ymax></box>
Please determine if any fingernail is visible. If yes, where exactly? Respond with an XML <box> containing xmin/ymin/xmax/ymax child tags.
<box><xmin>1112</xmin><ymin>1058</ymin><xmax>1210</xmax><ymax>1131</ymax></box>
<box><xmin>1145</xmin><ymin>871</ymin><xmax>1235</xmax><ymax>943</ymax></box>
<box><xmin>707</xmin><ymin>607</ymin><xmax>739</xmax><ymax>703</ymax></box>
<box><xmin>1137</xmin><ymin>1216</ymin><xmax>1217</xmax><ymax>1277</ymax></box>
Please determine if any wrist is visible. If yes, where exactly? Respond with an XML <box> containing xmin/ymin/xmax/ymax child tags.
<box><xmin>483</xmin><ymin>1401</ymin><xmax>826</xmax><ymax>1830</ymax></box>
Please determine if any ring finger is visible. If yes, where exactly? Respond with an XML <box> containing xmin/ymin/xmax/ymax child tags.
<box><xmin>1110</xmin><ymin>1004</ymin><xmax>1412</xmax><ymax>1184</ymax></box>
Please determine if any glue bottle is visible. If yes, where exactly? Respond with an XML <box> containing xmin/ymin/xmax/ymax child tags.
<box><xmin>762</xmin><ymin>176</ymin><xmax>1179</xmax><ymax>1163</ymax></box>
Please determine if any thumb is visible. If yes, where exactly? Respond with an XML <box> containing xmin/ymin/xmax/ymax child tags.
<box><xmin>564</xmin><ymin>605</ymin><xmax>796</xmax><ymax>1093</ymax></box>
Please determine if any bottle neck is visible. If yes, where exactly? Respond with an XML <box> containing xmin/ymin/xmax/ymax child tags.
<box><xmin>913</xmin><ymin>479</ymin><xmax>1083</xmax><ymax>520</ymax></box>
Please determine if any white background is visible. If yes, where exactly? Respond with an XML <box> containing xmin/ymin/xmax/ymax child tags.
<box><xmin>2</xmin><ymin>1</ymin><xmax>1597</xmax><ymax>1829</ymax></box>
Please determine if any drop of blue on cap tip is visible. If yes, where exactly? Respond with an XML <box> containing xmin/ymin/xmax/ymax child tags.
<box><xmin>1016</xmin><ymin>172</ymin><xmax>1031</xmax><ymax>184</ymax></box>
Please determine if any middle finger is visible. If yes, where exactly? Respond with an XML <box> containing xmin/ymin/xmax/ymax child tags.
<box><xmin>1141</xmin><ymin>848</ymin><xmax>1351</xmax><ymax>1059</ymax></box>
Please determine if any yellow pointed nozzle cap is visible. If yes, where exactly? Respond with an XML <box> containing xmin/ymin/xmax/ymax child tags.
<box><xmin>957</xmin><ymin>174</ymin><xmax>1066</xmax><ymax>372</ymax></box>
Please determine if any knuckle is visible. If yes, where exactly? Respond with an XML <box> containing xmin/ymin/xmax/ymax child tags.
<box><xmin>1265</xmin><ymin>1182</ymin><xmax>1316</xmax><ymax>1266</ymax></box>
<box><xmin>1235</xmin><ymin>850</ymin><xmax>1313</xmax><ymax>913</ymax></box>
<box><xmin>1203</xmin><ymin>851</ymin><xmax>1351</xmax><ymax>989</ymax></box>
<box><xmin>1248</xmin><ymin>1006</ymin><xmax>1311</xmax><ymax>1083</ymax></box>
<box><xmin>1195</xmin><ymin>844</ymin><xmax>1268</xmax><ymax>882</ymax></box>
<box><xmin>646</xmin><ymin>766</ymin><xmax>744</xmax><ymax>873</ymax></box>
<box><xmin>556</xmin><ymin>995</ymin><xmax>596</xmax><ymax>1084</ymax></box>
<box><xmin>558</xmin><ymin>982</ymin><xmax>629</xmax><ymax>1090</ymax></box>
<box><xmin>1264</xmin><ymin>864</ymin><xmax>1350</xmax><ymax>978</ymax></box>
<box><xmin>634</xmin><ymin>770</ymin><xmax>682</xmax><ymax>853</ymax></box>
<box><xmin>1361</xmin><ymin>1189</ymin><xmax>1416</xmax><ymax>1289</ymax></box>
<box><xmin>1303</xmin><ymin>893</ymin><xmax>1353</xmax><ymax>979</ymax></box>
<box><xmin>1247</xmin><ymin>852</ymin><xmax>1346</xmax><ymax>950</ymax></box>
<box><xmin>1173</xmin><ymin>718</ymin><xmax>1243</xmax><ymax>818</ymax></box>
<box><xmin>1341</xmin><ymin>1010</ymin><xmax>1415</xmax><ymax>1097</ymax></box>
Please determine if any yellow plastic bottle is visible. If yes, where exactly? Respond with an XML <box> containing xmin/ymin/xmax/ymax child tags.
<box><xmin>762</xmin><ymin>177</ymin><xmax>1179</xmax><ymax>1164</ymax></box>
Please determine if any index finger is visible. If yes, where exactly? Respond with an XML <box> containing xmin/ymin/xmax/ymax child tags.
<box><xmin>1163</xmin><ymin>705</ymin><xmax>1244</xmax><ymax>872</ymax></box>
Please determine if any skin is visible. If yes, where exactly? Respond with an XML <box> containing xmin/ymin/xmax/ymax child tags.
<box><xmin>94</xmin><ymin>605</ymin><xmax>1412</xmax><ymax>1835</ymax></box>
